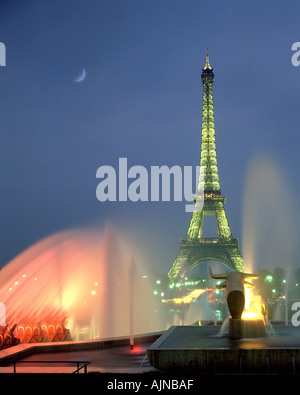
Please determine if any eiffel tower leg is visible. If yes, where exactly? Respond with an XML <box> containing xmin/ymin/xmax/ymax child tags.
<box><xmin>215</xmin><ymin>205</ymin><xmax>232</xmax><ymax>239</ymax></box>
<box><xmin>186</xmin><ymin>210</ymin><xmax>204</xmax><ymax>239</ymax></box>
<box><xmin>225</xmin><ymin>246</ymin><xmax>244</xmax><ymax>272</ymax></box>
<box><xmin>168</xmin><ymin>248</ymin><xmax>190</xmax><ymax>284</ymax></box>
<box><xmin>198</xmin><ymin>211</ymin><xmax>204</xmax><ymax>238</ymax></box>
<box><xmin>168</xmin><ymin>240</ymin><xmax>244</xmax><ymax>284</ymax></box>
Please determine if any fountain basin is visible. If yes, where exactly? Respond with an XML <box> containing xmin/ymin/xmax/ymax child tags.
<box><xmin>147</xmin><ymin>325</ymin><xmax>300</xmax><ymax>374</ymax></box>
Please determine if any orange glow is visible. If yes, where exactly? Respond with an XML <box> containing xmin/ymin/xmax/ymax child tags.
<box><xmin>242</xmin><ymin>285</ymin><xmax>268</xmax><ymax>325</ymax></box>
<box><xmin>0</xmin><ymin>226</ymin><xmax>163</xmax><ymax>342</ymax></box>
<box><xmin>0</xmin><ymin>228</ymin><xmax>119</xmax><ymax>340</ymax></box>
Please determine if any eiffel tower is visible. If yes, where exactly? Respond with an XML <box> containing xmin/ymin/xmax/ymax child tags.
<box><xmin>168</xmin><ymin>50</ymin><xmax>244</xmax><ymax>284</ymax></box>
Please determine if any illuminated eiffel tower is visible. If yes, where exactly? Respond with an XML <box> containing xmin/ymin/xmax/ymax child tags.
<box><xmin>168</xmin><ymin>50</ymin><xmax>244</xmax><ymax>284</ymax></box>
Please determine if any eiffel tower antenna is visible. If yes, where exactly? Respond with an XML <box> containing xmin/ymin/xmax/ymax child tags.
<box><xmin>168</xmin><ymin>51</ymin><xmax>244</xmax><ymax>284</ymax></box>
<box><xmin>205</xmin><ymin>48</ymin><xmax>210</xmax><ymax>69</ymax></box>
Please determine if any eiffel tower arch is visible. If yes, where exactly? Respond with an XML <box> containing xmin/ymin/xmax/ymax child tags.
<box><xmin>168</xmin><ymin>50</ymin><xmax>244</xmax><ymax>284</ymax></box>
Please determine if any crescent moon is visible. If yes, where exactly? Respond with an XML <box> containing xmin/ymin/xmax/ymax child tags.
<box><xmin>74</xmin><ymin>68</ymin><xmax>87</xmax><ymax>83</ymax></box>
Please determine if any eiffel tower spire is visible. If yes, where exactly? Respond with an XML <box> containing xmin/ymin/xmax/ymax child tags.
<box><xmin>168</xmin><ymin>51</ymin><xmax>244</xmax><ymax>284</ymax></box>
<box><xmin>199</xmin><ymin>47</ymin><xmax>220</xmax><ymax>193</ymax></box>
<box><xmin>204</xmin><ymin>47</ymin><xmax>211</xmax><ymax>70</ymax></box>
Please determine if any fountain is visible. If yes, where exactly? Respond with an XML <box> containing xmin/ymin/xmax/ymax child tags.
<box><xmin>0</xmin><ymin>151</ymin><xmax>298</xmax><ymax>374</ymax></box>
<box><xmin>147</xmin><ymin>154</ymin><xmax>300</xmax><ymax>374</ymax></box>
<box><xmin>208</xmin><ymin>268</ymin><xmax>268</xmax><ymax>339</ymax></box>
<box><xmin>0</xmin><ymin>224</ymin><xmax>164</xmax><ymax>347</ymax></box>
<box><xmin>147</xmin><ymin>266</ymin><xmax>300</xmax><ymax>374</ymax></box>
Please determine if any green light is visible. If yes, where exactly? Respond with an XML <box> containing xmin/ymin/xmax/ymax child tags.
<box><xmin>169</xmin><ymin>284</ymin><xmax>174</xmax><ymax>289</ymax></box>
<box><xmin>272</xmin><ymin>289</ymin><xmax>276</xmax><ymax>293</ymax></box>
<box><xmin>266</xmin><ymin>275</ymin><xmax>273</xmax><ymax>282</ymax></box>
<box><xmin>153</xmin><ymin>290</ymin><xmax>158</xmax><ymax>295</ymax></box>
<box><xmin>156</xmin><ymin>280</ymin><xmax>161</xmax><ymax>285</ymax></box>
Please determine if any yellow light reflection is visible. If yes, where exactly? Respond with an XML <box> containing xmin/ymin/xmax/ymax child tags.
<box><xmin>162</xmin><ymin>289</ymin><xmax>212</xmax><ymax>304</ymax></box>
<box><xmin>242</xmin><ymin>286</ymin><xmax>268</xmax><ymax>326</ymax></box>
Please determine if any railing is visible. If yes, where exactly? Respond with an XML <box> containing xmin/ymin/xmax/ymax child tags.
<box><xmin>11</xmin><ymin>360</ymin><xmax>91</xmax><ymax>374</ymax></box>
<box><xmin>198</xmin><ymin>238</ymin><xmax>220</xmax><ymax>243</ymax></box>
<box><xmin>182</xmin><ymin>238</ymin><xmax>238</xmax><ymax>244</ymax></box>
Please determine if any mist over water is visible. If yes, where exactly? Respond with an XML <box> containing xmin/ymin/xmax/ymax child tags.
<box><xmin>0</xmin><ymin>225</ymin><xmax>165</xmax><ymax>340</ymax></box>
<box><xmin>242</xmin><ymin>153</ymin><xmax>298</xmax><ymax>274</ymax></box>
<box><xmin>185</xmin><ymin>297</ymin><xmax>215</xmax><ymax>324</ymax></box>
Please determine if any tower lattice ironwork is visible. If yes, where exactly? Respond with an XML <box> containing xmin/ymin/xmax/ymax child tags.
<box><xmin>168</xmin><ymin>50</ymin><xmax>244</xmax><ymax>284</ymax></box>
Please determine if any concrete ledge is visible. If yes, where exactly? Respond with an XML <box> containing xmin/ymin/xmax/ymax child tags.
<box><xmin>0</xmin><ymin>332</ymin><xmax>163</xmax><ymax>366</ymax></box>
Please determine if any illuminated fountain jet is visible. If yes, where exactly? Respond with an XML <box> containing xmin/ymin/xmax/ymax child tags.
<box><xmin>0</xmin><ymin>226</ymin><xmax>163</xmax><ymax>349</ymax></box>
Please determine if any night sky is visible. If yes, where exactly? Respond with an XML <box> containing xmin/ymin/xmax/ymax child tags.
<box><xmin>0</xmin><ymin>0</ymin><xmax>299</xmax><ymax>274</ymax></box>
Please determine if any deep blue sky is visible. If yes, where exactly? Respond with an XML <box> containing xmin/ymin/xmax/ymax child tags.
<box><xmin>0</xmin><ymin>0</ymin><xmax>299</xmax><ymax>273</ymax></box>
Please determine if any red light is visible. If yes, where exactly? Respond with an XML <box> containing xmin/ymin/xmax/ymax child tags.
<box><xmin>129</xmin><ymin>346</ymin><xmax>144</xmax><ymax>354</ymax></box>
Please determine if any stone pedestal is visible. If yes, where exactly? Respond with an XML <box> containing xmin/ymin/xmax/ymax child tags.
<box><xmin>228</xmin><ymin>317</ymin><xmax>266</xmax><ymax>339</ymax></box>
